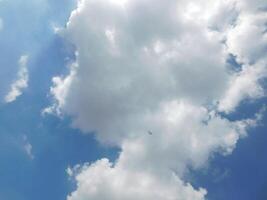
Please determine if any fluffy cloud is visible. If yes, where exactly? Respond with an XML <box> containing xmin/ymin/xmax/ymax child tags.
<box><xmin>218</xmin><ymin>2</ymin><xmax>267</xmax><ymax>112</ymax></box>
<box><xmin>218</xmin><ymin>62</ymin><xmax>266</xmax><ymax>112</ymax></box>
<box><xmin>66</xmin><ymin>100</ymin><xmax>258</xmax><ymax>200</ymax></box>
<box><xmin>51</xmin><ymin>0</ymin><xmax>230</xmax><ymax>144</ymax></box>
<box><xmin>47</xmin><ymin>0</ymin><xmax>267</xmax><ymax>199</ymax></box>
<box><xmin>4</xmin><ymin>55</ymin><xmax>29</xmax><ymax>103</ymax></box>
<box><xmin>67</xmin><ymin>158</ymin><xmax>207</xmax><ymax>200</ymax></box>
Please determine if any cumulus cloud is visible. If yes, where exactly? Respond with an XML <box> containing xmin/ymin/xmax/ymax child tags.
<box><xmin>67</xmin><ymin>158</ymin><xmax>207</xmax><ymax>200</ymax></box>
<box><xmin>46</xmin><ymin>0</ymin><xmax>267</xmax><ymax>199</ymax></box>
<box><xmin>218</xmin><ymin>62</ymin><xmax>266</xmax><ymax>112</ymax></box>
<box><xmin>4</xmin><ymin>55</ymin><xmax>29</xmax><ymax>103</ymax></box>
<box><xmin>218</xmin><ymin>3</ymin><xmax>267</xmax><ymax>112</ymax></box>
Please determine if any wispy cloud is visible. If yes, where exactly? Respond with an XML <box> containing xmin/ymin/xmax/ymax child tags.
<box><xmin>22</xmin><ymin>135</ymin><xmax>34</xmax><ymax>160</ymax></box>
<box><xmin>4</xmin><ymin>55</ymin><xmax>29</xmax><ymax>103</ymax></box>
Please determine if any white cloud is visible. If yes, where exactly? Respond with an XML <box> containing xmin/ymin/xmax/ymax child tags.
<box><xmin>226</xmin><ymin>11</ymin><xmax>267</xmax><ymax>64</ymax></box>
<box><xmin>67</xmin><ymin>158</ymin><xmax>207</xmax><ymax>200</ymax></box>
<box><xmin>46</xmin><ymin>0</ymin><xmax>267</xmax><ymax>199</ymax></box>
<box><xmin>218</xmin><ymin>62</ymin><xmax>266</xmax><ymax>112</ymax></box>
<box><xmin>217</xmin><ymin>3</ymin><xmax>267</xmax><ymax>112</ymax></box>
<box><xmin>50</xmin><ymin>0</ymin><xmax>230</xmax><ymax>144</ymax></box>
<box><xmin>4</xmin><ymin>55</ymin><xmax>29</xmax><ymax>103</ymax></box>
<box><xmin>67</xmin><ymin>101</ymin><xmax>259</xmax><ymax>200</ymax></box>
<box><xmin>22</xmin><ymin>135</ymin><xmax>34</xmax><ymax>160</ymax></box>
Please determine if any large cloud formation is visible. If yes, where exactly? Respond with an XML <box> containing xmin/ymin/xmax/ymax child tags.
<box><xmin>47</xmin><ymin>0</ymin><xmax>267</xmax><ymax>199</ymax></box>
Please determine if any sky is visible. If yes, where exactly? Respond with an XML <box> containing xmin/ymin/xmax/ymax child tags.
<box><xmin>0</xmin><ymin>0</ymin><xmax>267</xmax><ymax>200</ymax></box>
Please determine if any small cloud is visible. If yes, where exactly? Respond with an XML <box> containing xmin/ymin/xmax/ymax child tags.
<box><xmin>41</xmin><ymin>105</ymin><xmax>55</xmax><ymax>116</ymax></box>
<box><xmin>22</xmin><ymin>135</ymin><xmax>34</xmax><ymax>160</ymax></box>
<box><xmin>66</xmin><ymin>167</ymin><xmax>73</xmax><ymax>177</ymax></box>
<box><xmin>66</xmin><ymin>164</ymin><xmax>82</xmax><ymax>180</ymax></box>
<box><xmin>4</xmin><ymin>55</ymin><xmax>29</xmax><ymax>103</ymax></box>
<box><xmin>50</xmin><ymin>22</ymin><xmax>63</xmax><ymax>34</ymax></box>
<box><xmin>212</xmin><ymin>168</ymin><xmax>231</xmax><ymax>183</ymax></box>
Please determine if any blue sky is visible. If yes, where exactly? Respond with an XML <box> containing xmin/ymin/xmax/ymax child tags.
<box><xmin>192</xmin><ymin>98</ymin><xmax>267</xmax><ymax>200</ymax></box>
<box><xmin>0</xmin><ymin>1</ymin><xmax>267</xmax><ymax>200</ymax></box>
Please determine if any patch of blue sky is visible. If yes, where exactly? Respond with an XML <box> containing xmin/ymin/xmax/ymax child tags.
<box><xmin>190</xmin><ymin>97</ymin><xmax>267</xmax><ymax>200</ymax></box>
<box><xmin>0</xmin><ymin>38</ymin><xmax>119</xmax><ymax>198</ymax></box>
<box><xmin>0</xmin><ymin>0</ymin><xmax>75</xmax><ymax>101</ymax></box>
<box><xmin>0</xmin><ymin>108</ymin><xmax>118</xmax><ymax>200</ymax></box>
<box><xmin>190</xmin><ymin>47</ymin><xmax>267</xmax><ymax>199</ymax></box>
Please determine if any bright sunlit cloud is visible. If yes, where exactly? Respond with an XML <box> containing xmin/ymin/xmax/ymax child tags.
<box><xmin>1</xmin><ymin>0</ymin><xmax>266</xmax><ymax>200</ymax></box>
<box><xmin>46</xmin><ymin>1</ymin><xmax>267</xmax><ymax>200</ymax></box>
<box><xmin>110</xmin><ymin>0</ymin><xmax>127</xmax><ymax>7</ymax></box>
